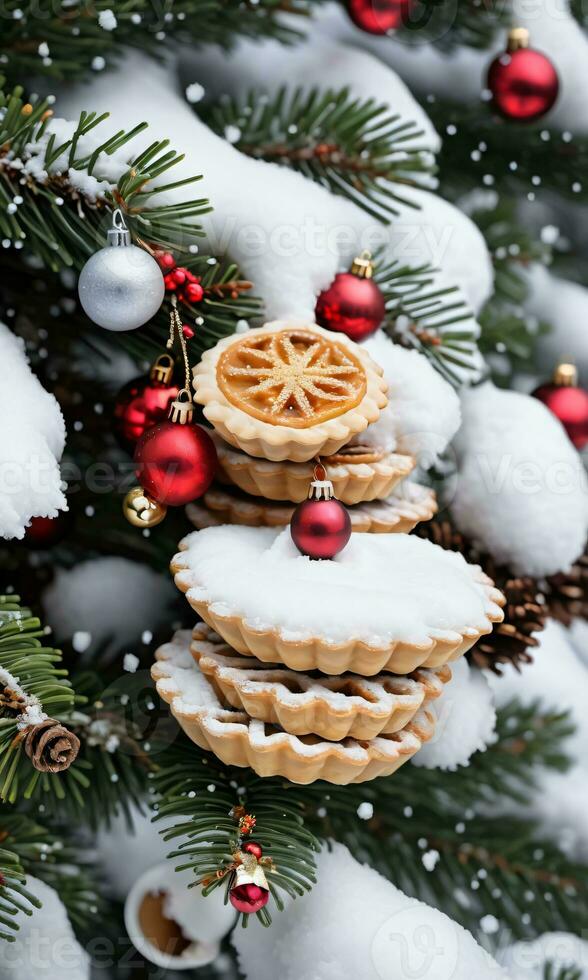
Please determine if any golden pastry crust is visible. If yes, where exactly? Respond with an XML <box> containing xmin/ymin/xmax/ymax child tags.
<box><xmin>171</xmin><ymin>531</ymin><xmax>506</xmax><ymax>677</ymax></box>
<box><xmin>186</xmin><ymin>481</ymin><xmax>437</xmax><ymax>535</ymax></box>
<box><xmin>191</xmin><ymin>623</ymin><xmax>450</xmax><ymax>741</ymax></box>
<box><xmin>210</xmin><ymin>429</ymin><xmax>414</xmax><ymax>504</ymax></box>
<box><xmin>152</xmin><ymin>630</ymin><xmax>436</xmax><ymax>785</ymax></box>
<box><xmin>193</xmin><ymin>322</ymin><xmax>388</xmax><ymax>462</ymax></box>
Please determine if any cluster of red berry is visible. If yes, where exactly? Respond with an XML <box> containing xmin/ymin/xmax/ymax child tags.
<box><xmin>155</xmin><ymin>251</ymin><xmax>204</xmax><ymax>306</ymax></box>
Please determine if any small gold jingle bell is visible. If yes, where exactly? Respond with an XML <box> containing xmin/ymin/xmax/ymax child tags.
<box><xmin>123</xmin><ymin>487</ymin><xmax>167</xmax><ymax>528</ymax></box>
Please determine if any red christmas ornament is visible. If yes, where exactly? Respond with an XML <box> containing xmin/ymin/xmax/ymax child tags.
<box><xmin>532</xmin><ymin>363</ymin><xmax>588</xmax><ymax>450</ymax></box>
<box><xmin>487</xmin><ymin>28</ymin><xmax>559</xmax><ymax>123</ymax></box>
<box><xmin>134</xmin><ymin>392</ymin><xmax>217</xmax><ymax>507</ymax></box>
<box><xmin>241</xmin><ymin>841</ymin><xmax>263</xmax><ymax>862</ymax></box>
<box><xmin>290</xmin><ymin>464</ymin><xmax>352</xmax><ymax>560</ymax></box>
<box><xmin>315</xmin><ymin>251</ymin><xmax>385</xmax><ymax>343</ymax></box>
<box><xmin>229</xmin><ymin>881</ymin><xmax>269</xmax><ymax>915</ymax></box>
<box><xmin>347</xmin><ymin>0</ymin><xmax>412</xmax><ymax>34</ymax></box>
<box><xmin>23</xmin><ymin>513</ymin><xmax>69</xmax><ymax>549</ymax></box>
<box><xmin>114</xmin><ymin>354</ymin><xmax>179</xmax><ymax>449</ymax></box>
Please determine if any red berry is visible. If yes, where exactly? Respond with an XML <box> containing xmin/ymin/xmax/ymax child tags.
<box><xmin>164</xmin><ymin>273</ymin><xmax>178</xmax><ymax>292</ymax></box>
<box><xmin>156</xmin><ymin>251</ymin><xmax>176</xmax><ymax>271</ymax></box>
<box><xmin>183</xmin><ymin>282</ymin><xmax>204</xmax><ymax>304</ymax></box>
<box><xmin>182</xmin><ymin>324</ymin><xmax>195</xmax><ymax>339</ymax></box>
<box><xmin>172</xmin><ymin>267</ymin><xmax>187</xmax><ymax>286</ymax></box>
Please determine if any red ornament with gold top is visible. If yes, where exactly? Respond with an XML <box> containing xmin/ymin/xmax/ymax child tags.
<box><xmin>114</xmin><ymin>353</ymin><xmax>179</xmax><ymax>450</ymax></box>
<box><xmin>315</xmin><ymin>251</ymin><xmax>386</xmax><ymax>343</ymax></box>
<box><xmin>487</xmin><ymin>28</ymin><xmax>559</xmax><ymax>123</ymax></box>
<box><xmin>229</xmin><ymin>853</ymin><xmax>270</xmax><ymax>915</ymax></box>
<box><xmin>532</xmin><ymin>362</ymin><xmax>588</xmax><ymax>450</ymax></box>
<box><xmin>134</xmin><ymin>391</ymin><xmax>217</xmax><ymax>508</ymax></box>
<box><xmin>290</xmin><ymin>463</ymin><xmax>352</xmax><ymax>560</ymax></box>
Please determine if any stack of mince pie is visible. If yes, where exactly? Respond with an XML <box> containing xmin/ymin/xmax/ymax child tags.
<box><xmin>152</xmin><ymin>321</ymin><xmax>505</xmax><ymax>785</ymax></box>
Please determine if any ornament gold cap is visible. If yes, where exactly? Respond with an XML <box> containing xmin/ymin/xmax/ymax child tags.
<box><xmin>309</xmin><ymin>460</ymin><xmax>335</xmax><ymax>500</ymax></box>
<box><xmin>107</xmin><ymin>208</ymin><xmax>131</xmax><ymax>248</ymax></box>
<box><xmin>123</xmin><ymin>487</ymin><xmax>167</xmax><ymax>528</ymax></box>
<box><xmin>350</xmin><ymin>250</ymin><xmax>374</xmax><ymax>280</ymax></box>
<box><xmin>553</xmin><ymin>361</ymin><xmax>578</xmax><ymax>387</ymax></box>
<box><xmin>150</xmin><ymin>353</ymin><xmax>174</xmax><ymax>385</ymax></box>
<box><xmin>507</xmin><ymin>27</ymin><xmax>530</xmax><ymax>51</ymax></box>
<box><xmin>168</xmin><ymin>387</ymin><xmax>194</xmax><ymax>425</ymax></box>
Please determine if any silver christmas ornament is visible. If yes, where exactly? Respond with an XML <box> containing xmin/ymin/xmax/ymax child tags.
<box><xmin>78</xmin><ymin>209</ymin><xmax>165</xmax><ymax>331</ymax></box>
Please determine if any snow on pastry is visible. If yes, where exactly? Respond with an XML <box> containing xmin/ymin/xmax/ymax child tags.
<box><xmin>171</xmin><ymin>526</ymin><xmax>505</xmax><ymax>676</ymax></box>
<box><xmin>152</xmin><ymin>630</ymin><xmax>437</xmax><ymax>785</ymax></box>
<box><xmin>193</xmin><ymin>322</ymin><xmax>388</xmax><ymax>462</ymax></box>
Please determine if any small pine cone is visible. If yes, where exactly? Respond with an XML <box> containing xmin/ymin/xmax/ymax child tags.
<box><xmin>544</xmin><ymin>545</ymin><xmax>588</xmax><ymax>627</ymax></box>
<box><xmin>415</xmin><ymin>519</ymin><xmax>547</xmax><ymax>674</ymax></box>
<box><xmin>470</xmin><ymin>575</ymin><xmax>547</xmax><ymax>675</ymax></box>
<box><xmin>23</xmin><ymin>719</ymin><xmax>80</xmax><ymax>773</ymax></box>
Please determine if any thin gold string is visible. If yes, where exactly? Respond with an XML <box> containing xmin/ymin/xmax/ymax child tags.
<box><xmin>167</xmin><ymin>295</ymin><xmax>191</xmax><ymax>393</ymax></box>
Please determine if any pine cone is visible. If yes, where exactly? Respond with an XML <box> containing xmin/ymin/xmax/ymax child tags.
<box><xmin>544</xmin><ymin>544</ymin><xmax>588</xmax><ymax>627</ymax></box>
<box><xmin>415</xmin><ymin>519</ymin><xmax>547</xmax><ymax>674</ymax></box>
<box><xmin>23</xmin><ymin>719</ymin><xmax>80</xmax><ymax>773</ymax></box>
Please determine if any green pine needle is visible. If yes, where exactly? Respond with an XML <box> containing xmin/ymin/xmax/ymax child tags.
<box><xmin>203</xmin><ymin>85</ymin><xmax>437</xmax><ymax>222</ymax></box>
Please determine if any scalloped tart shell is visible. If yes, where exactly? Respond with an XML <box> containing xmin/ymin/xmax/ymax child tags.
<box><xmin>193</xmin><ymin>322</ymin><xmax>388</xmax><ymax>462</ymax></box>
<box><xmin>186</xmin><ymin>481</ymin><xmax>437</xmax><ymax>535</ymax></box>
<box><xmin>190</xmin><ymin>623</ymin><xmax>450</xmax><ymax>741</ymax></box>
<box><xmin>210</xmin><ymin>429</ymin><xmax>414</xmax><ymax>504</ymax></box>
<box><xmin>171</xmin><ymin>538</ymin><xmax>505</xmax><ymax>677</ymax></box>
<box><xmin>152</xmin><ymin>631</ymin><xmax>436</xmax><ymax>784</ymax></box>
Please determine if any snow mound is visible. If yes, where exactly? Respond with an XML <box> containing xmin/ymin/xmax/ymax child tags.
<box><xmin>0</xmin><ymin>322</ymin><xmax>67</xmax><ymax>539</ymax></box>
<box><xmin>452</xmin><ymin>381</ymin><xmax>588</xmax><ymax>577</ymax></box>
<box><xmin>233</xmin><ymin>843</ymin><xmax>509</xmax><ymax>980</ymax></box>
<box><xmin>0</xmin><ymin>876</ymin><xmax>89</xmax><ymax>980</ymax></box>
<box><xmin>362</xmin><ymin>332</ymin><xmax>461</xmax><ymax>464</ymax></box>
<box><xmin>412</xmin><ymin>658</ymin><xmax>496</xmax><ymax>770</ymax></box>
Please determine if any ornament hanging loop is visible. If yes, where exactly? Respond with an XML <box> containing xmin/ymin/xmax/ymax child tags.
<box><xmin>351</xmin><ymin>250</ymin><xmax>374</xmax><ymax>279</ymax></box>
<box><xmin>310</xmin><ymin>458</ymin><xmax>335</xmax><ymax>500</ymax></box>
<box><xmin>507</xmin><ymin>26</ymin><xmax>530</xmax><ymax>51</ymax></box>
<box><xmin>553</xmin><ymin>361</ymin><xmax>578</xmax><ymax>387</ymax></box>
<box><xmin>107</xmin><ymin>208</ymin><xmax>131</xmax><ymax>248</ymax></box>
<box><xmin>169</xmin><ymin>388</ymin><xmax>194</xmax><ymax>425</ymax></box>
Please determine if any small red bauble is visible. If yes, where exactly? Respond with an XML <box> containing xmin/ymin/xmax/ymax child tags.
<box><xmin>291</xmin><ymin>469</ymin><xmax>352</xmax><ymax>560</ymax></box>
<box><xmin>229</xmin><ymin>882</ymin><xmax>269</xmax><ymax>915</ymax></box>
<box><xmin>347</xmin><ymin>0</ymin><xmax>412</xmax><ymax>34</ymax></box>
<box><xmin>24</xmin><ymin>513</ymin><xmax>69</xmax><ymax>549</ymax></box>
<box><xmin>134</xmin><ymin>420</ymin><xmax>217</xmax><ymax>507</ymax></box>
<box><xmin>114</xmin><ymin>355</ymin><xmax>178</xmax><ymax>449</ymax></box>
<box><xmin>487</xmin><ymin>28</ymin><xmax>559</xmax><ymax>123</ymax></box>
<box><xmin>315</xmin><ymin>252</ymin><xmax>385</xmax><ymax>343</ymax></box>
<box><xmin>241</xmin><ymin>841</ymin><xmax>263</xmax><ymax>862</ymax></box>
<box><xmin>532</xmin><ymin>363</ymin><xmax>588</xmax><ymax>450</ymax></box>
